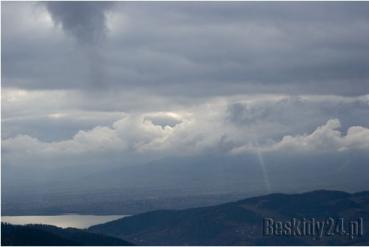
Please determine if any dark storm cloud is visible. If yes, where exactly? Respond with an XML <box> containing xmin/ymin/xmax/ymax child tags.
<box><xmin>2</xmin><ymin>2</ymin><xmax>369</xmax><ymax>95</ymax></box>
<box><xmin>45</xmin><ymin>2</ymin><xmax>113</xmax><ymax>88</ymax></box>
<box><xmin>45</xmin><ymin>2</ymin><xmax>113</xmax><ymax>45</ymax></box>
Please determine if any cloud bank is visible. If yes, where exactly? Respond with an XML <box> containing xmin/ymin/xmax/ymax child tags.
<box><xmin>3</xmin><ymin>94</ymin><xmax>369</xmax><ymax>169</ymax></box>
<box><xmin>231</xmin><ymin>119</ymin><xmax>369</xmax><ymax>154</ymax></box>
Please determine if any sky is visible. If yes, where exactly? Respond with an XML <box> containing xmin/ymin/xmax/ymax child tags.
<box><xmin>1</xmin><ymin>2</ymin><xmax>369</xmax><ymax>197</ymax></box>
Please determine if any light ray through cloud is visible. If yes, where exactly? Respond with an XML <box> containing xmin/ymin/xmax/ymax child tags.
<box><xmin>254</xmin><ymin>140</ymin><xmax>271</xmax><ymax>193</ymax></box>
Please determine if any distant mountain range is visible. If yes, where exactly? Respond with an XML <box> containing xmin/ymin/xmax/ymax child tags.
<box><xmin>1</xmin><ymin>223</ymin><xmax>133</xmax><ymax>246</ymax></box>
<box><xmin>89</xmin><ymin>190</ymin><xmax>369</xmax><ymax>245</ymax></box>
<box><xmin>2</xmin><ymin>190</ymin><xmax>368</xmax><ymax>245</ymax></box>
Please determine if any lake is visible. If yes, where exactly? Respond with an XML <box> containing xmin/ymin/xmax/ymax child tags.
<box><xmin>1</xmin><ymin>214</ymin><xmax>127</xmax><ymax>229</ymax></box>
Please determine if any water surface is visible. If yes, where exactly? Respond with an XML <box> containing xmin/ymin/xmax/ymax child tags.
<box><xmin>1</xmin><ymin>214</ymin><xmax>126</xmax><ymax>229</ymax></box>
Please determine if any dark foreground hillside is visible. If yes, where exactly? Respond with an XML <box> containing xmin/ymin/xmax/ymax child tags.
<box><xmin>1</xmin><ymin>223</ymin><xmax>133</xmax><ymax>246</ymax></box>
<box><xmin>89</xmin><ymin>190</ymin><xmax>369</xmax><ymax>245</ymax></box>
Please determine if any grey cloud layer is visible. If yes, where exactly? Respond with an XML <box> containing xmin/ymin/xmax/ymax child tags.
<box><xmin>2</xmin><ymin>2</ymin><xmax>369</xmax><ymax>171</ymax></box>
<box><xmin>2</xmin><ymin>2</ymin><xmax>369</xmax><ymax>95</ymax></box>
<box><xmin>3</xmin><ymin>86</ymin><xmax>369</xmax><ymax>142</ymax></box>
<box><xmin>3</xmin><ymin>93</ymin><xmax>369</xmax><ymax>169</ymax></box>
<box><xmin>2</xmin><ymin>2</ymin><xmax>369</xmax><ymax>201</ymax></box>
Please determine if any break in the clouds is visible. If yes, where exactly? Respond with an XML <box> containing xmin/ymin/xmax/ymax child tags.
<box><xmin>1</xmin><ymin>2</ymin><xmax>369</xmax><ymax>183</ymax></box>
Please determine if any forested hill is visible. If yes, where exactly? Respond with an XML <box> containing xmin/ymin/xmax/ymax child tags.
<box><xmin>89</xmin><ymin>190</ymin><xmax>369</xmax><ymax>245</ymax></box>
<box><xmin>1</xmin><ymin>222</ymin><xmax>133</xmax><ymax>246</ymax></box>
